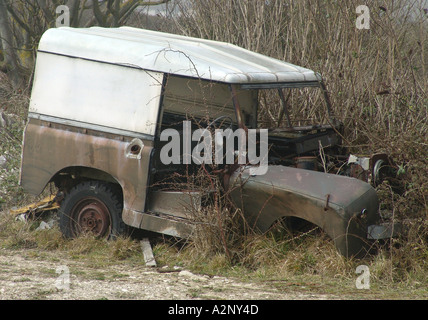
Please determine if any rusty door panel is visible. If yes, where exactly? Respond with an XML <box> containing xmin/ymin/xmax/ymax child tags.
<box><xmin>228</xmin><ymin>166</ymin><xmax>380</xmax><ymax>257</ymax></box>
<box><xmin>20</xmin><ymin>119</ymin><xmax>153</xmax><ymax>223</ymax></box>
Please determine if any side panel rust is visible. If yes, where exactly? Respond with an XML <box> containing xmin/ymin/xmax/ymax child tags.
<box><xmin>229</xmin><ymin>166</ymin><xmax>380</xmax><ymax>258</ymax></box>
<box><xmin>20</xmin><ymin>118</ymin><xmax>152</xmax><ymax>227</ymax></box>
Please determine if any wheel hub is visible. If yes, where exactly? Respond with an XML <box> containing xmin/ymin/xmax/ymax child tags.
<box><xmin>72</xmin><ymin>198</ymin><xmax>111</xmax><ymax>237</ymax></box>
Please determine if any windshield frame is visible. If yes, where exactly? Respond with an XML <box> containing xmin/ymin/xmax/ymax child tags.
<box><xmin>235</xmin><ymin>81</ymin><xmax>337</xmax><ymax>130</ymax></box>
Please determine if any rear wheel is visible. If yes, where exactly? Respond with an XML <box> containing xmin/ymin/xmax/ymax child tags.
<box><xmin>59</xmin><ymin>181</ymin><xmax>126</xmax><ymax>239</ymax></box>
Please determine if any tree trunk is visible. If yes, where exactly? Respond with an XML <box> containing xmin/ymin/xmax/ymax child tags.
<box><xmin>0</xmin><ymin>0</ymin><xmax>23</xmax><ymax>89</ymax></box>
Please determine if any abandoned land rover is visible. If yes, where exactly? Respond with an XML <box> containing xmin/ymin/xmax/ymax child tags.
<box><xmin>19</xmin><ymin>27</ymin><xmax>396</xmax><ymax>258</ymax></box>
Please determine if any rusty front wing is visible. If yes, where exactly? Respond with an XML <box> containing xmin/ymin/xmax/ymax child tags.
<box><xmin>228</xmin><ymin>165</ymin><xmax>381</xmax><ymax>258</ymax></box>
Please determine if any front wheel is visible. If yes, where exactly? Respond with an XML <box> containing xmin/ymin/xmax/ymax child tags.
<box><xmin>59</xmin><ymin>181</ymin><xmax>127</xmax><ymax>239</ymax></box>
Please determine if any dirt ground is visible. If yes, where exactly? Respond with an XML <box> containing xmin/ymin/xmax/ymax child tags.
<box><xmin>0</xmin><ymin>248</ymin><xmax>338</xmax><ymax>300</ymax></box>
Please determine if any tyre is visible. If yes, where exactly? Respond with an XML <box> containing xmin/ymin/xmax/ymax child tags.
<box><xmin>59</xmin><ymin>180</ymin><xmax>127</xmax><ymax>239</ymax></box>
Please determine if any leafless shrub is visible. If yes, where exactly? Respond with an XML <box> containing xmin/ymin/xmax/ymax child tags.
<box><xmin>167</xmin><ymin>0</ymin><xmax>426</xmax><ymax>145</ymax></box>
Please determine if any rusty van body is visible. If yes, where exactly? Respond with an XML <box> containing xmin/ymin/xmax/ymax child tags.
<box><xmin>20</xmin><ymin>27</ymin><xmax>395</xmax><ymax>258</ymax></box>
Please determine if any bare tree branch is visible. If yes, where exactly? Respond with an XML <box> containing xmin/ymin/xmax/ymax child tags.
<box><xmin>0</xmin><ymin>0</ymin><xmax>24</xmax><ymax>88</ymax></box>
<box><xmin>0</xmin><ymin>0</ymin><xmax>172</xmax><ymax>88</ymax></box>
<box><xmin>36</xmin><ymin>0</ymin><xmax>54</xmax><ymax>24</ymax></box>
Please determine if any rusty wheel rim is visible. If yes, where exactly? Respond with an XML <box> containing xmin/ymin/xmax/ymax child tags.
<box><xmin>70</xmin><ymin>197</ymin><xmax>112</xmax><ymax>238</ymax></box>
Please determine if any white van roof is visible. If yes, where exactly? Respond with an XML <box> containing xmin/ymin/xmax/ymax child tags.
<box><xmin>38</xmin><ymin>27</ymin><xmax>320</xmax><ymax>84</ymax></box>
